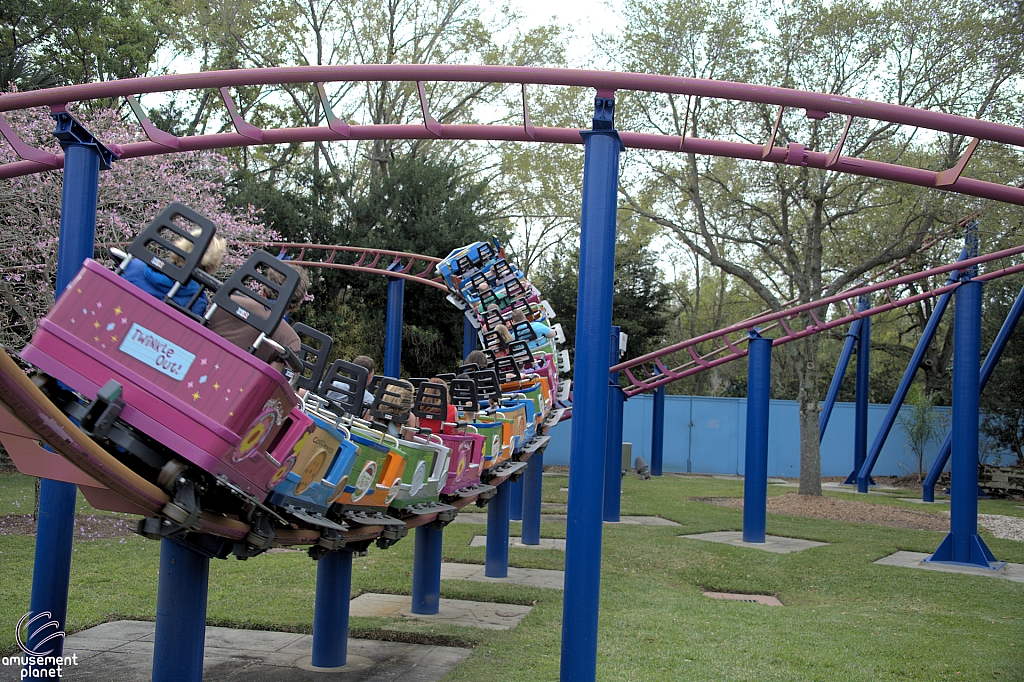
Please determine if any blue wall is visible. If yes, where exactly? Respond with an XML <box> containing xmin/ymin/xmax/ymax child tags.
<box><xmin>545</xmin><ymin>394</ymin><xmax>957</xmax><ymax>477</ymax></box>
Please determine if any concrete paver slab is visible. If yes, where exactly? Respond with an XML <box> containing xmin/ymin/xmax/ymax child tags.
<box><xmin>0</xmin><ymin>621</ymin><xmax>470</xmax><ymax>682</ymax></box>
<box><xmin>874</xmin><ymin>551</ymin><xmax>1024</xmax><ymax>583</ymax></box>
<box><xmin>902</xmin><ymin>498</ymin><xmax>950</xmax><ymax>505</ymax></box>
<box><xmin>440</xmin><ymin>562</ymin><xmax>564</xmax><ymax>590</ymax></box>
<box><xmin>349</xmin><ymin>594</ymin><xmax>532</xmax><ymax>630</ymax></box>
<box><xmin>681</xmin><ymin>531</ymin><xmax>829</xmax><ymax>554</ymax></box>
<box><xmin>469</xmin><ymin>535</ymin><xmax>566</xmax><ymax>550</ymax></box>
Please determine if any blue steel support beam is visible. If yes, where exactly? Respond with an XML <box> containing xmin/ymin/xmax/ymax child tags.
<box><xmin>650</xmin><ymin>381</ymin><xmax>665</xmax><ymax>476</ymax></box>
<box><xmin>311</xmin><ymin>549</ymin><xmax>354</xmax><ymax>667</ymax></box>
<box><xmin>26</xmin><ymin>113</ymin><xmax>116</xmax><ymax>674</ymax></box>
<box><xmin>411</xmin><ymin>525</ymin><xmax>444</xmax><ymax>614</ymax></box>
<box><xmin>856</xmin><ymin>252</ymin><xmax>967</xmax><ymax>491</ymax></box>
<box><xmin>742</xmin><ymin>332</ymin><xmax>772</xmax><ymax>544</ymax></box>
<box><xmin>923</xmin><ymin>279</ymin><xmax>1024</xmax><ymax>501</ymax></box>
<box><xmin>509</xmin><ymin>477</ymin><xmax>524</xmax><ymax>521</ymax></box>
<box><xmin>521</xmin><ymin>451</ymin><xmax>544</xmax><ymax>545</ymax></box>
<box><xmin>152</xmin><ymin>539</ymin><xmax>210</xmax><ymax>682</ymax></box>
<box><xmin>603</xmin><ymin>326</ymin><xmax>622</xmax><ymax>522</ymax></box>
<box><xmin>463</xmin><ymin>314</ymin><xmax>477</xmax><ymax>361</ymax></box>
<box><xmin>384</xmin><ymin>270</ymin><xmax>405</xmax><ymax>378</ymax></box>
<box><xmin>820</xmin><ymin>318</ymin><xmax>863</xmax><ymax>441</ymax></box>
<box><xmin>560</xmin><ymin>93</ymin><xmax>621</xmax><ymax>682</ymax></box>
<box><xmin>926</xmin><ymin>280</ymin><xmax>1001</xmax><ymax>568</ymax></box>
<box><xmin>485</xmin><ymin>477</ymin><xmax>511</xmax><ymax>577</ymax></box>
<box><xmin>851</xmin><ymin>314</ymin><xmax>871</xmax><ymax>490</ymax></box>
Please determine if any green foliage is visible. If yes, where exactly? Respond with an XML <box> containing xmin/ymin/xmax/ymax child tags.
<box><xmin>278</xmin><ymin>155</ymin><xmax>507</xmax><ymax>377</ymax></box>
<box><xmin>1</xmin><ymin>0</ymin><xmax>166</xmax><ymax>88</ymax></box>
<box><xmin>533</xmin><ymin>211</ymin><xmax>670</xmax><ymax>366</ymax></box>
<box><xmin>980</xmin><ymin>275</ymin><xmax>1024</xmax><ymax>466</ymax></box>
<box><xmin>898</xmin><ymin>385</ymin><xmax>946</xmax><ymax>480</ymax></box>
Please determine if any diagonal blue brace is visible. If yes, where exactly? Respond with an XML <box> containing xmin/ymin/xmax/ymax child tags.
<box><xmin>855</xmin><ymin>250</ymin><xmax>967</xmax><ymax>492</ymax></box>
<box><xmin>923</xmin><ymin>278</ymin><xmax>1024</xmax><ymax>501</ymax></box>
<box><xmin>850</xmin><ymin>309</ymin><xmax>871</xmax><ymax>488</ymax></box>
<box><xmin>26</xmin><ymin>111</ymin><xmax>117</xmax><ymax>679</ymax></box>
<box><xmin>820</xmin><ymin>300</ymin><xmax>866</xmax><ymax>441</ymax></box>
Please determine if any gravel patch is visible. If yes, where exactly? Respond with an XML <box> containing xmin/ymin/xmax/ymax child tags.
<box><xmin>0</xmin><ymin>513</ymin><xmax>138</xmax><ymax>540</ymax></box>
<box><xmin>693</xmin><ymin>492</ymin><xmax>950</xmax><ymax>532</ymax></box>
<box><xmin>976</xmin><ymin>514</ymin><xmax>1024</xmax><ymax>542</ymax></box>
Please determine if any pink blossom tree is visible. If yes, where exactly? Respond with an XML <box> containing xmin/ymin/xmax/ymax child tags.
<box><xmin>0</xmin><ymin>103</ymin><xmax>280</xmax><ymax>349</ymax></box>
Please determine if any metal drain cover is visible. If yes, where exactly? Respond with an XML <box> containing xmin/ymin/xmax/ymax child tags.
<box><xmin>703</xmin><ymin>591</ymin><xmax>783</xmax><ymax>606</ymax></box>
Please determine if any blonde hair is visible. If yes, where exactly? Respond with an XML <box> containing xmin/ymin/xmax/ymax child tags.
<box><xmin>378</xmin><ymin>380</ymin><xmax>414</xmax><ymax>418</ymax></box>
<box><xmin>167</xmin><ymin>231</ymin><xmax>227</xmax><ymax>275</ymax></box>
<box><xmin>495</xmin><ymin>324</ymin><xmax>513</xmax><ymax>344</ymax></box>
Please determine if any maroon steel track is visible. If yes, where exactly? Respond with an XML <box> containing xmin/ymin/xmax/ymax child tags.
<box><xmin>0</xmin><ymin>65</ymin><xmax>1022</xmax><ymax>206</ymax></box>
<box><xmin>612</xmin><ymin>245</ymin><xmax>1024</xmax><ymax>396</ymax></box>
<box><xmin>241</xmin><ymin>242</ymin><xmax>448</xmax><ymax>291</ymax></box>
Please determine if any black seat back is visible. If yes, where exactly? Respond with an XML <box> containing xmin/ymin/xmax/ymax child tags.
<box><xmin>507</xmin><ymin>340</ymin><xmax>536</xmax><ymax>368</ymax></box>
<box><xmin>292</xmin><ymin>323</ymin><xmax>334</xmax><ymax>392</ymax></box>
<box><xmin>125</xmin><ymin>202</ymin><xmax>215</xmax><ymax>287</ymax></box>
<box><xmin>449</xmin><ymin>378</ymin><xmax>479</xmax><ymax>412</ymax></box>
<box><xmin>412</xmin><ymin>381</ymin><xmax>448</xmax><ymax>420</ymax></box>
<box><xmin>495</xmin><ymin>356</ymin><xmax>521</xmax><ymax>383</ymax></box>
<box><xmin>209</xmin><ymin>251</ymin><xmax>298</xmax><ymax>339</ymax></box>
<box><xmin>318</xmin><ymin>360</ymin><xmax>368</xmax><ymax>417</ymax></box>
<box><xmin>512</xmin><ymin>320</ymin><xmax>538</xmax><ymax>343</ymax></box>
<box><xmin>368</xmin><ymin>377</ymin><xmax>414</xmax><ymax>428</ymax></box>
<box><xmin>471</xmin><ymin>369</ymin><xmax>502</xmax><ymax>405</ymax></box>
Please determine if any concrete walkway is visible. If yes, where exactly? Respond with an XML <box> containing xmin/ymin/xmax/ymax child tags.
<box><xmin>349</xmin><ymin>594</ymin><xmax>532</xmax><ymax>630</ymax></box>
<box><xmin>469</xmin><ymin>535</ymin><xmax>567</xmax><ymax>550</ymax></box>
<box><xmin>681</xmin><ymin>531</ymin><xmax>829</xmax><ymax>554</ymax></box>
<box><xmin>0</xmin><ymin>620</ymin><xmax>471</xmax><ymax>682</ymax></box>
<box><xmin>441</xmin><ymin>562</ymin><xmax>564</xmax><ymax>590</ymax></box>
<box><xmin>874</xmin><ymin>551</ymin><xmax>1024</xmax><ymax>583</ymax></box>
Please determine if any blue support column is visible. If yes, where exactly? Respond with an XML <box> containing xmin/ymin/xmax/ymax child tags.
<box><xmin>560</xmin><ymin>93</ymin><xmax>621</xmax><ymax>682</ymax></box>
<box><xmin>924</xmin><ymin>280</ymin><xmax>1024</xmax><ymax>501</ymax></box>
<box><xmin>521</xmin><ymin>451</ymin><xmax>544</xmax><ymax>545</ymax></box>
<box><xmin>411</xmin><ymin>525</ymin><xmax>444</xmax><ymax>614</ymax></box>
<box><xmin>927</xmin><ymin>280</ymin><xmax>1001</xmax><ymax>568</ymax></box>
<box><xmin>742</xmin><ymin>332</ymin><xmax>772</xmax><ymax>544</ymax></box>
<box><xmin>463</xmin><ymin>314</ymin><xmax>477</xmax><ymax>361</ymax></box>
<box><xmin>857</xmin><ymin>252</ymin><xmax>966</xmax><ymax>490</ymax></box>
<box><xmin>384</xmin><ymin>271</ymin><xmax>405</xmax><ymax>378</ymax></box>
<box><xmin>26</xmin><ymin>113</ymin><xmax>116</xmax><ymax>674</ymax></box>
<box><xmin>485</xmin><ymin>478</ymin><xmax>511</xmax><ymax>577</ymax></box>
<box><xmin>152</xmin><ymin>539</ymin><xmax>210</xmax><ymax>682</ymax></box>
<box><xmin>820</xmin><ymin>316</ymin><xmax>864</xmax><ymax>441</ymax></box>
<box><xmin>852</xmin><ymin>314</ymin><xmax>872</xmax><ymax>491</ymax></box>
<box><xmin>603</xmin><ymin>326</ymin><xmax>622</xmax><ymax>522</ymax></box>
<box><xmin>509</xmin><ymin>477</ymin><xmax>524</xmax><ymax>521</ymax></box>
<box><xmin>312</xmin><ymin>550</ymin><xmax>354</xmax><ymax>667</ymax></box>
<box><xmin>650</xmin><ymin>381</ymin><xmax>665</xmax><ymax>477</ymax></box>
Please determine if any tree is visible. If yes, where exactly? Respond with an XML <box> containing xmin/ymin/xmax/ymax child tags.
<box><xmin>611</xmin><ymin>0</ymin><xmax>1024</xmax><ymax>495</ymax></box>
<box><xmin>0</xmin><ymin>103</ymin><xmax>279</xmax><ymax>350</ymax></box>
<box><xmin>532</xmin><ymin>210</ymin><xmax>671</xmax><ymax>368</ymax></box>
<box><xmin>288</xmin><ymin>154</ymin><xmax>508</xmax><ymax>377</ymax></box>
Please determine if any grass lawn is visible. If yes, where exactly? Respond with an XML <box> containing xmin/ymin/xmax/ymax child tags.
<box><xmin>1</xmin><ymin>470</ymin><xmax>1022</xmax><ymax>681</ymax></box>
